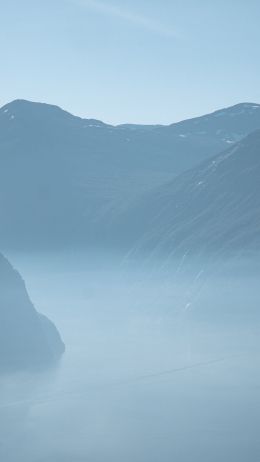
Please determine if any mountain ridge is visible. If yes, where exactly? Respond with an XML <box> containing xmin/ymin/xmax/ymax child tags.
<box><xmin>2</xmin><ymin>99</ymin><xmax>260</xmax><ymax>129</ymax></box>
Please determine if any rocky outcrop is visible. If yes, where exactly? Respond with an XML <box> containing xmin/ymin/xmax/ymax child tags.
<box><xmin>0</xmin><ymin>253</ymin><xmax>65</xmax><ymax>371</ymax></box>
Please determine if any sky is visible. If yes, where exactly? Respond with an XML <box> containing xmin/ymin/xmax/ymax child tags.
<box><xmin>1</xmin><ymin>0</ymin><xmax>260</xmax><ymax>125</ymax></box>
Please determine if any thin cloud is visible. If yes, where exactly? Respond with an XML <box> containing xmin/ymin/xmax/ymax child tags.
<box><xmin>74</xmin><ymin>0</ymin><xmax>179</xmax><ymax>38</ymax></box>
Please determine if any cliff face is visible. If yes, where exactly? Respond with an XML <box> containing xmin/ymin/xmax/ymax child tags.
<box><xmin>111</xmin><ymin>129</ymin><xmax>260</xmax><ymax>257</ymax></box>
<box><xmin>0</xmin><ymin>253</ymin><xmax>65</xmax><ymax>371</ymax></box>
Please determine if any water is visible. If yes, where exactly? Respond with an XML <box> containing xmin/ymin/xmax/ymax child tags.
<box><xmin>1</xmin><ymin>253</ymin><xmax>259</xmax><ymax>462</ymax></box>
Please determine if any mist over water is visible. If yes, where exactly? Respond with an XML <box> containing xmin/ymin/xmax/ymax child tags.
<box><xmin>1</xmin><ymin>252</ymin><xmax>259</xmax><ymax>462</ymax></box>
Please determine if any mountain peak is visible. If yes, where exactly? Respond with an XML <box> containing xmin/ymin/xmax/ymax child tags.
<box><xmin>0</xmin><ymin>99</ymin><xmax>109</xmax><ymax>128</ymax></box>
<box><xmin>1</xmin><ymin>99</ymin><xmax>78</xmax><ymax>120</ymax></box>
<box><xmin>212</xmin><ymin>102</ymin><xmax>260</xmax><ymax>116</ymax></box>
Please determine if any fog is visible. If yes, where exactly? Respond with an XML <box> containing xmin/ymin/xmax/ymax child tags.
<box><xmin>1</xmin><ymin>252</ymin><xmax>259</xmax><ymax>462</ymax></box>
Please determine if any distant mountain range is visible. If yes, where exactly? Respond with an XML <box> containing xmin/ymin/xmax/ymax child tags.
<box><xmin>0</xmin><ymin>252</ymin><xmax>65</xmax><ymax>372</ymax></box>
<box><xmin>0</xmin><ymin>99</ymin><xmax>260</xmax><ymax>250</ymax></box>
<box><xmin>112</xmin><ymin>129</ymin><xmax>260</xmax><ymax>257</ymax></box>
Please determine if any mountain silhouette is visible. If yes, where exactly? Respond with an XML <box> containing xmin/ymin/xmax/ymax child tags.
<box><xmin>0</xmin><ymin>252</ymin><xmax>65</xmax><ymax>372</ymax></box>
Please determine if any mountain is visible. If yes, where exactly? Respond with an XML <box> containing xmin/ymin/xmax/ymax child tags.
<box><xmin>167</xmin><ymin>102</ymin><xmax>260</xmax><ymax>142</ymax></box>
<box><xmin>0</xmin><ymin>99</ymin><xmax>260</xmax><ymax>250</ymax></box>
<box><xmin>0</xmin><ymin>252</ymin><xmax>65</xmax><ymax>372</ymax></box>
<box><xmin>112</xmin><ymin>129</ymin><xmax>260</xmax><ymax>257</ymax></box>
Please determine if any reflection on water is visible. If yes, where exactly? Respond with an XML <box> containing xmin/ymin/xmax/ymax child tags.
<box><xmin>1</xmin><ymin>253</ymin><xmax>260</xmax><ymax>462</ymax></box>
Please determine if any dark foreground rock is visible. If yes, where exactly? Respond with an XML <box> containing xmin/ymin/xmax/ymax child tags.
<box><xmin>0</xmin><ymin>253</ymin><xmax>65</xmax><ymax>372</ymax></box>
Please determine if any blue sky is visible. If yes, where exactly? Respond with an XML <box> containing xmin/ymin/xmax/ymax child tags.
<box><xmin>1</xmin><ymin>0</ymin><xmax>260</xmax><ymax>124</ymax></box>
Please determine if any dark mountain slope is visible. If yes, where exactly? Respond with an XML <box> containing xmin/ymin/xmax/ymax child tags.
<box><xmin>112</xmin><ymin>130</ymin><xmax>260</xmax><ymax>257</ymax></box>
<box><xmin>0</xmin><ymin>253</ymin><xmax>65</xmax><ymax>372</ymax></box>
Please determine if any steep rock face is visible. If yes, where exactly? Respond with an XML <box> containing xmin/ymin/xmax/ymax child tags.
<box><xmin>0</xmin><ymin>100</ymin><xmax>260</xmax><ymax>250</ymax></box>
<box><xmin>113</xmin><ymin>130</ymin><xmax>260</xmax><ymax>257</ymax></box>
<box><xmin>0</xmin><ymin>253</ymin><xmax>64</xmax><ymax>371</ymax></box>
